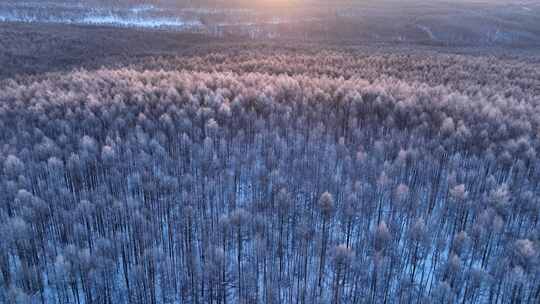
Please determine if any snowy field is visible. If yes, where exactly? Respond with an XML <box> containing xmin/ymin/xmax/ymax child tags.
<box><xmin>0</xmin><ymin>3</ymin><xmax>203</xmax><ymax>30</ymax></box>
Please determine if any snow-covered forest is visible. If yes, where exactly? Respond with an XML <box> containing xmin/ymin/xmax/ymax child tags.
<box><xmin>0</xmin><ymin>50</ymin><xmax>539</xmax><ymax>304</ymax></box>
<box><xmin>1</xmin><ymin>0</ymin><xmax>540</xmax><ymax>46</ymax></box>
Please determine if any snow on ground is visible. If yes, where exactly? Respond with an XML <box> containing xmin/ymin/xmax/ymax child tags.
<box><xmin>130</xmin><ymin>4</ymin><xmax>158</xmax><ymax>14</ymax></box>
<box><xmin>80</xmin><ymin>15</ymin><xmax>202</xmax><ymax>29</ymax></box>
<box><xmin>0</xmin><ymin>2</ymin><xmax>204</xmax><ymax>30</ymax></box>
<box><xmin>417</xmin><ymin>25</ymin><xmax>437</xmax><ymax>41</ymax></box>
<box><xmin>0</xmin><ymin>11</ymin><xmax>202</xmax><ymax>30</ymax></box>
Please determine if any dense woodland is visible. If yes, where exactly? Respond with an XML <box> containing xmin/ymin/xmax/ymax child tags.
<box><xmin>0</xmin><ymin>49</ymin><xmax>539</xmax><ymax>304</ymax></box>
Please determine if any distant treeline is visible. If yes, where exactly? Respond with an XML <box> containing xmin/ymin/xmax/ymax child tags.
<box><xmin>0</xmin><ymin>51</ymin><xmax>539</xmax><ymax>303</ymax></box>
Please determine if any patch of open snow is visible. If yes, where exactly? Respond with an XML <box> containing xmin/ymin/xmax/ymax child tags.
<box><xmin>80</xmin><ymin>15</ymin><xmax>202</xmax><ymax>29</ymax></box>
<box><xmin>0</xmin><ymin>13</ymin><xmax>39</xmax><ymax>23</ymax></box>
<box><xmin>130</xmin><ymin>4</ymin><xmax>158</xmax><ymax>14</ymax></box>
<box><xmin>0</xmin><ymin>12</ymin><xmax>203</xmax><ymax>30</ymax></box>
<box><xmin>417</xmin><ymin>24</ymin><xmax>437</xmax><ymax>41</ymax></box>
